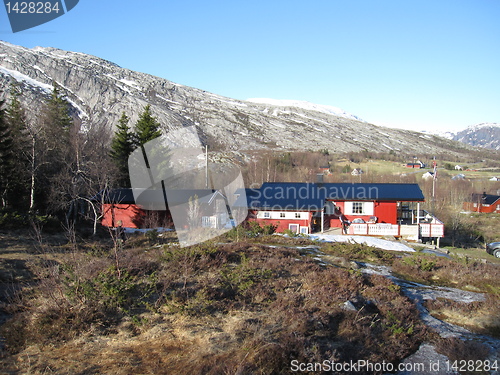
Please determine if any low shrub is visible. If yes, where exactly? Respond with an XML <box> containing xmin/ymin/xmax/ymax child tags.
<box><xmin>324</xmin><ymin>241</ymin><xmax>395</xmax><ymax>264</ymax></box>
<box><xmin>224</xmin><ymin>221</ymin><xmax>277</xmax><ymax>240</ymax></box>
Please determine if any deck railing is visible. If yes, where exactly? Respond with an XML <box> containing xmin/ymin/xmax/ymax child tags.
<box><xmin>348</xmin><ymin>222</ymin><xmax>444</xmax><ymax>238</ymax></box>
<box><xmin>419</xmin><ymin>223</ymin><xmax>444</xmax><ymax>237</ymax></box>
<box><xmin>349</xmin><ymin>223</ymin><xmax>400</xmax><ymax>236</ymax></box>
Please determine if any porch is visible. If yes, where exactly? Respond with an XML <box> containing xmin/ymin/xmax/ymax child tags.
<box><xmin>326</xmin><ymin>208</ymin><xmax>444</xmax><ymax>243</ymax></box>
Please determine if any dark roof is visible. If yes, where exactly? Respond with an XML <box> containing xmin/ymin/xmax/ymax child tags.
<box><xmin>467</xmin><ymin>193</ymin><xmax>500</xmax><ymax>205</ymax></box>
<box><xmin>93</xmin><ymin>188</ymin><xmax>136</xmax><ymax>204</ymax></box>
<box><xmin>95</xmin><ymin>188</ymin><xmax>223</xmax><ymax>206</ymax></box>
<box><xmin>245</xmin><ymin>183</ymin><xmax>325</xmax><ymax>211</ymax></box>
<box><xmin>237</xmin><ymin>182</ymin><xmax>425</xmax><ymax>211</ymax></box>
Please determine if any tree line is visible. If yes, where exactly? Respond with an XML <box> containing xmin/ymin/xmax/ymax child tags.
<box><xmin>0</xmin><ymin>82</ymin><xmax>162</xmax><ymax>226</ymax></box>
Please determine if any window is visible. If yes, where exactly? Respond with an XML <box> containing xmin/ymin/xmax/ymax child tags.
<box><xmin>345</xmin><ymin>201</ymin><xmax>374</xmax><ymax>216</ymax></box>
<box><xmin>295</xmin><ymin>212</ymin><xmax>301</xmax><ymax>219</ymax></box>
<box><xmin>280</xmin><ymin>212</ymin><xmax>286</xmax><ymax>218</ymax></box>
<box><xmin>352</xmin><ymin>202</ymin><xmax>364</xmax><ymax>214</ymax></box>
<box><xmin>263</xmin><ymin>212</ymin><xmax>270</xmax><ymax>218</ymax></box>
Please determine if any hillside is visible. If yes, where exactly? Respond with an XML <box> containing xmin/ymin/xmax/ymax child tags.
<box><xmin>0</xmin><ymin>41</ymin><xmax>478</xmax><ymax>156</ymax></box>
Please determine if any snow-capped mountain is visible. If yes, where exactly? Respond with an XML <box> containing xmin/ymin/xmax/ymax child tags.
<box><xmin>451</xmin><ymin>123</ymin><xmax>500</xmax><ymax>150</ymax></box>
<box><xmin>0</xmin><ymin>41</ymin><xmax>478</xmax><ymax>155</ymax></box>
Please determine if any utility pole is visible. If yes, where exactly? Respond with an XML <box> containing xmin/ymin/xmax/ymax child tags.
<box><xmin>205</xmin><ymin>145</ymin><xmax>209</xmax><ymax>189</ymax></box>
<box><xmin>432</xmin><ymin>156</ymin><xmax>437</xmax><ymax>216</ymax></box>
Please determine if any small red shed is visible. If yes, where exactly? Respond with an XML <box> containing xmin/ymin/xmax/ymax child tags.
<box><xmin>97</xmin><ymin>188</ymin><xmax>229</xmax><ymax>229</ymax></box>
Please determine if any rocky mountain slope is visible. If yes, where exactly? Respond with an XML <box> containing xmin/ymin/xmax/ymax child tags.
<box><xmin>451</xmin><ymin>123</ymin><xmax>500</xmax><ymax>150</ymax></box>
<box><xmin>0</xmin><ymin>41</ymin><xmax>476</xmax><ymax>155</ymax></box>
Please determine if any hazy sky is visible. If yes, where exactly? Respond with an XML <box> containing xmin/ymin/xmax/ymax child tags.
<box><xmin>1</xmin><ymin>0</ymin><xmax>499</xmax><ymax>132</ymax></box>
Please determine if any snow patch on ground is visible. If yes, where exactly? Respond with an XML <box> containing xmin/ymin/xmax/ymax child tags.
<box><xmin>122</xmin><ymin>227</ymin><xmax>173</xmax><ymax>234</ymax></box>
<box><xmin>308</xmin><ymin>234</ymin><xmax>416</xmax><ymax>252</ymax></box>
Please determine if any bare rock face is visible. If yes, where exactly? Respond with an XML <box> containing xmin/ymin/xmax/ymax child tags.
<box><xmin>0</xmin><ymin>41</ymin><xmax>472</xmax><ymax>154</ymax></box>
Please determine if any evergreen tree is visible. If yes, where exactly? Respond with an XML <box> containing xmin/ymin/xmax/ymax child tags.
<box><xmin>134</xmin><ymin>105</ymin><xmax>162</xmax><ymax>147</ymax></box>
<box><xmin>37</xmin><ymin>82</ymin><xmax>74</xmax><ymax>213</ymax></box>
<box><xmin>4</xmin><ymin>83</ymin><xmax>31</xmax><ymax>210</ymax></box>
<box><xmin>110</xmin><ymin>112</ymin><xmax>134</xmax><ymax>187</ymax></box>
<box><xmin>0</xmin><ymin>97</ymin><xmax>14</xmax><ymax>208</ymax></box>
<box><xmin>42</xmin><ymin>82</ymin><xmax>73</xmax><ymax>154</ymax></box>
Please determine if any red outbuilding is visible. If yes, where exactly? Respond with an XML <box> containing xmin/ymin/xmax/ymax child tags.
<box><xmin>97</xmin><ymin>188</ymin><xmax>229</xmax><ymax>229</ymax></box>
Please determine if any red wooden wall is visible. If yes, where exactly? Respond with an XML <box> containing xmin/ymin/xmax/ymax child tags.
<box><xmin>101</xmin><ymin>204</ymin><xmax>145</xmax><ymax>228</ymax></box>
<box><xmin>327</xmin><ymin>201</ymin><xmax>398</xmax><ymax>228</ymax></box>
<box><xmin>249</xmin><ymin>211</ymin><xmax>313</xmax><ymax>233</ymax></box>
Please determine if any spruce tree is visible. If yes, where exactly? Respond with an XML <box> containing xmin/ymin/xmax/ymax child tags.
<box><xmin>110</xmin><ymin>112</ymin><xmax>135</xmax><ymax>187</ymax></box>
<box><xmin>134</xmin><ymin>105</ymin><xmax>162</xmax><ymax>147</ymax></box>
<box><xmin>6</xmin><ymin>84</ymin><xmax>29</xmax><ymax>146</ymax></box>
<box><xmin>42</xmin><ymin>82</ymin><xmax>73</xmax><ymax>153</ymax></box>
<box><xmin>37</xmin><ymin>82</ymin><xmax>74</xmax><ymax>213</ymax></box>
<box><xmin>5</xmin><ymin>84</ymin><xmax>30</xmax><ymax>210</ymax></box>
<box><xmin>0</xmin><ymin>97</ymin><xmax>14</xmax><ymax>208</ymax></box>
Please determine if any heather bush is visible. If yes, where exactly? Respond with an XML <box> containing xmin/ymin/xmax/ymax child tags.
<box><xmin>324</xmin><ymin>241</ymin><xmax>395</xmax><ymax>264</ymax></box>
<box><xmin>435</xmin><ymin>338</ymin><xmax>491</xmax><ymax>375</ymax></box>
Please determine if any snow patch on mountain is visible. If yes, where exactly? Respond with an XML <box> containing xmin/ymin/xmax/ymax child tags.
<box><xmin>246</xmin><ymin>98</ymin><xmax>365</xmax><ymax>122</ymax></box>
<box><xmin>0</xmin><ymin>65</ymin><xmax>52</xmax><ymax>92</ymax></box>
<box><xmin>464</xmin><ymin>122</ymin><xmax>500</xmax><ymax>132</ymax></box>
<box><xmin>451</xmin><ymin>123</ymin><xmax>500</xmax><ymax>150</ymax></box>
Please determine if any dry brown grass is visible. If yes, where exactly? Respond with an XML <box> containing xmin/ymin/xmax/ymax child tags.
<box><xmin>0</xmin><ymin>236</ymin><xmax>429</xmax><ymax>374</ymax></box>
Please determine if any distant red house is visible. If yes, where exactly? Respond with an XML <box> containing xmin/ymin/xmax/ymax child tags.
<box><xmin>238</xmin><ymin>182</ymin><xmax>444</xmax><ymax>241</ymax></box>
<box><xmin>463</xmin><ymin>193</ymin><xmax>500</xmax><ymax>213</ymax></box>
<box><xmin>406</xmin><ymin>161</ymin><xmax>426</xmax><ymax>169</ymax></box>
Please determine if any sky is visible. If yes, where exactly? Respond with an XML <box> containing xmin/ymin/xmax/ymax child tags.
<box><xmin>0</xmin><ymin>0</ymin><xmax>499</xmax><ymax>133</ymax></box>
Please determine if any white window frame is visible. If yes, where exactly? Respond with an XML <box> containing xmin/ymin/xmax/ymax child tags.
<box><xmin>257</xmin><ymin>211</ymin><xmax>309</xmax><ymax>220</ymax></box>
<box><xmin>352</xmin><ymin>202</ymin><xmax>363</xmax><ymax>214</ymax></box>
<box><xmin>344</xmin><ymin>202</ymin><xmax>374</xmax><ymax>216</ymax></box>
